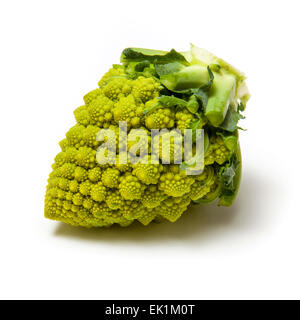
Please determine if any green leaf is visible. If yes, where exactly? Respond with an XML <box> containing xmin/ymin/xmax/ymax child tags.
<box><xmin>218</xmin><ymin>144</ymin><xmax>242</xmax><ymax>207</ymax></box>
<box><xmin>155</xmin><ymin>62</ymin><xmax>184</xmax><ymax>77</ymax></box>
<box><xmin>158</xmin><ymin>95</ymin><xmax>188</xmax><ymax>108</ymax></box>
<box><xmin>134</xmin><ymin>60</ymin><xmax>150</xmax><ymax>72</ymax></box>
<box><xmin>143</xmin><ymin>101</ymin><xmax>160</xmax><ymax>115</ymax></box>
<box><xmin>143</xmin><ymin>95</ymin><xmax>188</xmax><ymax>115</ymax></box>
<box><xmin>238</xmin><ymin>102</ymin><xmax>246</xmax><ymax>112</ymax></box>
<box><xmin>186</xmin><ymin>96</ymin><xmax>199</xmax><ymax>114</ymax></box>
<box><xmin>121</xmin><ymin>48</ymin><xmax>188</xmax><ymax>65</ymax></box>
<box><xmin>158</xmin><ymin>65</ymin><xmax>213</xmax><ymax>93</ymax></box>
<box><xmin>219</xmin><ymin>107</ymin><xmax>245</xmax><ymax>132</ymax></box>
<box><xmin>194</xmin><ymin>89</ymin><xmax>208</xmax><ymax>109</ymax></box>
<box><xmin>200</xmin><ymin>66</ymin><xmax>214</xmax><ymax>92</ymax></box>
<box><xmin>193</xmin><ymin>66</ymin><xmax>214</xmax><ymax>109</ymax></box>
<box><xmin>166</xmin><ymin>66</ymin><xmax>214</xmax><ymax>109</ymax></box>
<box><xmin>143</xmin><ymin>95</ymin><xmax>199</xmax><ymax>115</ymax></box>
<box><xmin>221</xmin><ymin>164</ymin><xmax>238</xmax><ymax>192</ymax></box>
<box><xmin>145</xmin><ymin>95</ymin><xmax>200</xmax><ymax>115</ymax></box>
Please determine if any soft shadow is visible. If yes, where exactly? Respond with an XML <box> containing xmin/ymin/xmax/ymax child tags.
<box><xmin>54</xmin><ymin>171</ymin><xmax>269</xmax><ymax>244</ymax></box>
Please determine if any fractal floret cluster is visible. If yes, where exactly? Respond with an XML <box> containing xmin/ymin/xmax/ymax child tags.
<box><xmin>45</xmin><ymin>45</ymin><xmax>250</xmax><ymax>228</ymax></box>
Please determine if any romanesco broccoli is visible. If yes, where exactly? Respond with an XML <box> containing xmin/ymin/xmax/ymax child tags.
<box><xmin>45</xmin><ymin>45</ymin><xmax>249</xmax><ymax>228</ymax></box>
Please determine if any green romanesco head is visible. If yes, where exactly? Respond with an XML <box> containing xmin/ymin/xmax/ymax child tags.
<box><xmin>45</xmin><ymin>45</ymin><xmax>249</xmax><ymax>228</ymax></box>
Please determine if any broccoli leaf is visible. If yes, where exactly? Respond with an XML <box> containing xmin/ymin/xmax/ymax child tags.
<box><xmin>218</xmin><ymin>145</ymin><xmax>242</xmax><ymax>207</ymax></box>
<box><xmin>238</xmin><ymin>102</ymin><xmax>246</xmax><ymax>112</ymax></box>
<box><xmin>121</xmin><ymin>48</ymin><xmax>188</xmax><ymax>65</ymax></box>
<box><xmin>157</xmin><ymin>62</ymin><xmax>212</xmax><ymax>91</ymax></box>
<box><xmin>143</xmin><ymin>95</ymin><xmax>191</xmax><ymax>115</ymax></box>
<box><xmin>221</xmin><ymin>163</ymin><xmax>239</xmax><ymax>192</ymax></box>
<box><xmin>186</xmin><ymin>95</ymin><xmax>199</xmax><ymax>114</ymax></box>
<box><xmin>162</xmin><ymin>66</ymin><xmax>214</xmax><ymax>109</ymax></box>
<box><xmin>155</xmin><ymin>62</ymin><xmax>184</xmax><ymax>77</ymax></box>
<box><xmin>143</xmin><ymin>101</ymin><xmax>160</xmax><ymax>115</ymax></box>
<box><xmin>144</xmin><ymin>95</ymin><xmax>201</xmax><ymax>115</ymax></box>
<box><xmin>194</xmin><ymin>89</ymin><xmax>208</xmax><ymax>109</ymax></box>
<box><xmin>193</xmin><ymin>66</ymin><xmax>214</xmax><ymax>109</ymax></box>
<box><xmin>158</xmin><ymin>95</ymin><xmax>188</xmax><ymax>108</ymax></box>
<box><xmin>199</xmin><ymin>66</ymin><xmax>214</xmax><ymax>92</ymax></box>
<box><xmin>219</xmin><ymin>107</ymin><xmax>245</xmax><ymax>132</ymax></box>
<box><xmin>134</xmin><ymin>60</ymin><xmax>151</xmax><ymax>72</ymax></box>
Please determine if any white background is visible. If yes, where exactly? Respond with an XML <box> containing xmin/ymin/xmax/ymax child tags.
<box><xmin>0</xmin><ymin>0</ymin><xmax>299</xmax><ymax>300</ymax></box>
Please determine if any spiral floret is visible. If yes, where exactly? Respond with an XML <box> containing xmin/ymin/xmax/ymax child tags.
<box><xmin>119</xmin><ymin>173</ymin><xmax>146</xmax><ymax>200</ymax></box>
